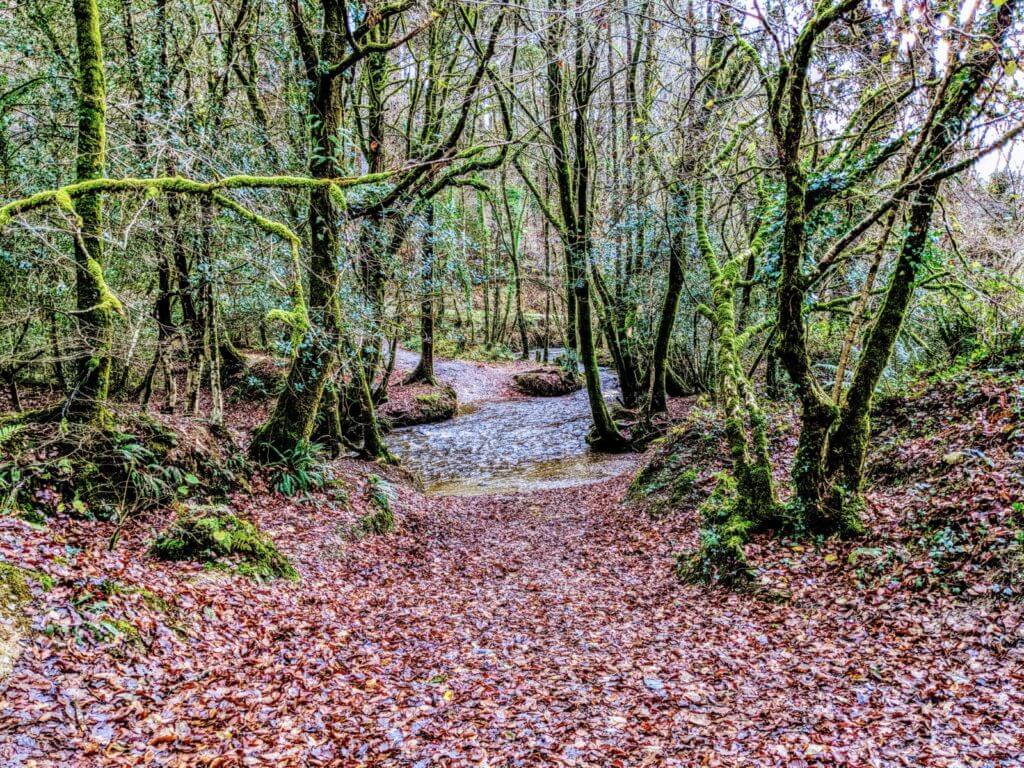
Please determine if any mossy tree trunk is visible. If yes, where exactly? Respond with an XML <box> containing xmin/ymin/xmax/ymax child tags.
<box><xmin>67</xmin><ymin>0</ymin><xmax>118</xmax><ymax>426</ymax></box>
<box><xmin>407</xmin><ymin>200</ymin><xmax>438</xmax><ymax>385</ymax></box>
<box><xmin>769</xmin><ymin>0</ymin><xmax>865</xmax><ymax>535</ymax></box>
<box><xmin>499</xmin><ymin>175</ymin><xmax>531</xmax><ymax>361</ymax></box>
<box><xmin>678</xmin><ymin>184</ymin><xmax>780</xmax><ymax>584</ymax></box>
<box><xmin>251</xmin><ymin>1</ymin><xmax>347</xmax><ymax>462</ymax></box>
<box><xmin>771</xmin><ymin>0</ymin><xmax>1018</xmax><ymax>533</ymax></box>
<box><xmin>356</xmin><ymin>33</ymin><xmax>390</xmax><ymax>390</ymax></box>
<box><xmin>545</xmin><ymin>4</ymin><xmax>627</xmax><ymax>452</ymax></box>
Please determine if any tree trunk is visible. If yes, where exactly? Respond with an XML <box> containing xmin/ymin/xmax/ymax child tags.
<box><xmin>66</xmin><ymin>0</ymin><xmax>116</xmax><ymax>426</ymax></box>
<box><xmin>570</xmin><ymin>239</ymin><xmax>626</xmax><ymax>451</ymax></box>
<box><xmin>252</xmin><ymin>16</ymin><xmax>347</xmax><ymax>461</ymax></box>
<box><xmin>648</xmin><ymin>187</ymin><xmax>687</xmax><ymax>414</ymax></box>
<box><xmin>407</xmin><ymin>201</ymin><xmax>438</xmax><ymax>384</ymax></box>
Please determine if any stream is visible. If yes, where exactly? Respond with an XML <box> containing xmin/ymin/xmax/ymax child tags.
<box><xmin>387</xmin><ymin>353</ymin><xmax>636</xmax><ymax>495</ymax></box>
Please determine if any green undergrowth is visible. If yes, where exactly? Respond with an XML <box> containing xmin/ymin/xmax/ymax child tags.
<box><xmin>628</xmin><ymin>438</ymin><xmax>699</xmax><ymax>518</ymax></box>
<box><xmin>356</xmin><ymin>474</ymin><xmax>395</xmax><ymax>535</ymax></box>
<box><xmin>229</xmin><ymin>369</ymin><xmax>285</xmax><ymax>403</ymax></box>
<box><xmin>40</xmin><ymin>575</ymin><xmax>176</xmax><ymax>653</ymax></box>
<box><xmin>410</xmin><ymin>336</ymin><xmax>517</xmax><ymax>362</ymax></box>
<box><xmin>150</xmin><ymin>506</ymin><xmax>297</xmax><ymax>582</ymax></box>
<box><xmin>627</xmin><ymin>409</ymin><xmax>723</xmax><ymax>518</ymax></box>
<box><xmin>0</xmin><ymin>409</ymin><xmax>248</xmax><ymax>523</ymax></box>
<box><xmin>264</xmin><ymin>439</ymin><xmax>335</xmax><ymax>497</ymax></box>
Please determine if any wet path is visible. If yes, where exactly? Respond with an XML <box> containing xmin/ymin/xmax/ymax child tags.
<box><xmin>387</xmin><ymin>351</ymin><xmax>636</xmax><ymax>494</ymax></box>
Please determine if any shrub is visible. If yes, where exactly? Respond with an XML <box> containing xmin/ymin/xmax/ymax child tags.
<box><xmin>266</xmin><ymin>440</ymin><xmax>330</xmax><ymax>497</ymax></box>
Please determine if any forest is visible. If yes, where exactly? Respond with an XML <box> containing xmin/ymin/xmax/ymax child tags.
<box><xmin>0</xmin><ymin>0</ymin><xmax>1022</xmax><ymax>764</ymax></box>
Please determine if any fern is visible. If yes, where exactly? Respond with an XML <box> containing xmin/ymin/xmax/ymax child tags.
<box><xmin>0</xmin><ymin>423</ymin><xmax>23</xmax><ymax>448</ymax></box>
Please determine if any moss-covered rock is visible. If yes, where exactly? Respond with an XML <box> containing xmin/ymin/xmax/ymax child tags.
<box><xmin>150</xmin><ymin>507</ymin><xmax>297</xmax><ymax>581</ymax></box>
<box><xmin>381</xmin><ymin>383</ymin><xmax>457</xmax><ymax>429</ymax></box>
<box><xmin>512</xmin><ymin>367</ymin><xmax>582</xmax><ymax>397</ymax></box>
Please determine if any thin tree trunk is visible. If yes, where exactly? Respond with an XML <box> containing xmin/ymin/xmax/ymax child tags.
<box><xmin>648</xmin><ymin>187</ymin><xmax>688</xmax><ymax>414</ymax></box>
<box><xmin>407</xmin><ymin>202</ymin><xmax>438</xmax><ymax>384</ymax></box>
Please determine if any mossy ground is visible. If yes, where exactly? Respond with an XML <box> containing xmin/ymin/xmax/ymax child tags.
<box><xmin>150</xmin><ymin>507</ymin><xmax>298</xmax><ymax>581</ymax></box>
<box><xmin>356</xmin><ymin>474</ymin><xmax>395</xmax><ymax>535</ymax></box>
<box><xmin>0</xmin><ymin>408</ymin><xmax>247</xmax><ymax>522</ymax></box>
<box><xmin>675</xmin><ymin>473</ymin><xmax>757</xmax><ymax>587</ymax></box>
<box><xmin>0</xmin><ymin>560</ymin><xmax>47</xmax><ymax>680</ymax></box>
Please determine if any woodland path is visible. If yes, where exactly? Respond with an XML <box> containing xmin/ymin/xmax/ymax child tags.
<box><xmin>387</xmin><ymin>348</ymin><xmax>634</xmax><ymax>494</ymax></box>
<box><xmin>1</xmin><ymin>358</ymin><xmax>1019</xmax><ymax>766</ymax></box>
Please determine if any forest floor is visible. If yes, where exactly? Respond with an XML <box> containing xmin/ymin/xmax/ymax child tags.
<box><xmin>1</xmin><ymin>356</ymin><xmax>1022</xmax><ymax>767</ymax></box>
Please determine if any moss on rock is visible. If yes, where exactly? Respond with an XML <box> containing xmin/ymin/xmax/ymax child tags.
<box><xmin>150</xmin><ymin>507</ymin><xmax>297</xmax><ymax>581</ymax></box>
<box><xmin>512</xmin><ymin>367</ymin><xmax>583</xmax><ymax>397</ymax></box>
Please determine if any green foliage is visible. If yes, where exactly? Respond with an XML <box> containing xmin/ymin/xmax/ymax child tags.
<box><xmin>0</xmin><ymin>412</ymin><xmax>242</xmax><ymax>521</ymax></box>
<box><xmin>628</xmin><ymin>443</ymin><xmax>699</xmax><ymax>519</ymax></box>
<box><xmin>0</xmin><ymin>423</ymin><xmax>24</xmax><ymax>449</ymax></box>
<box><xmin>357</xmin><ymin>474</ymin><xmax>395</xmax><ymax>535</ymax></box>
<box><xmin>553</xmin><ymin>350</ymin><xmax>581</xmax><ymax>379</ymax></box>
<box><xmin>150</xmin><ymin>506</ymin><xmax>297</xmax><ymax>581</ymax></box>
<box><xmin>266</xmin><ymin>440</ymin><xmax>331</xmax><ymax>497</ymax></box>
<box><xmin>230</xmin><ymin>370</ymin><xmax>285</xmax><ymax>403</ymax></box>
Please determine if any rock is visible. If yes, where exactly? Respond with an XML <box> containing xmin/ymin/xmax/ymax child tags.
<box><xmin>512</xmin><ymin>367</ymin><xmax>582</xmax><ymax>397</ymax></box>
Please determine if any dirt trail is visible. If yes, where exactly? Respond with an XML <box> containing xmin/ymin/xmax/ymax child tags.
<box><xmin>8</xmin><ymin>472</ymin><xmax>1017</xmax><ymax>767</ymax></box>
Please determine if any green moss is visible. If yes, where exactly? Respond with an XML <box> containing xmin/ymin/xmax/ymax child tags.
<box><xmin>0</xmin><ymin>561</ymin><xmax>35</xmax><ymax>679</ymax></box>
<box><xmin>357</xmin><ymin>475</ymin><xmax>395</xmax><ymax>535</ymax></box>
<box><xmin>85</xmin><ymin>256</ymin><xmax>123</xmax><ymax>315</ymax></box>
<box><xmin>0</xmin><ymin>562</ymin><xmax>32</xmax><ymax>610</ymax></box>
<box><xmin>150</xmin><ymin>507</ymin><xmax>297</xmax><ymax>582</ymax></box>
<box><xmin>676</xmin><ymin>474</ymin><xmax>756</xmax><ymax>587</ymax></box>
<box><xmin>104</xmin><ymin>617</ymin><xmax>142</xmax><ymax>647</ymax></box>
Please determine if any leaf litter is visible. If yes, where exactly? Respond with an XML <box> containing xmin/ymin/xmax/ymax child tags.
<box><xmin>0</xmin><ymin>365</ymin><xmax>1021</xmax><ymax>767</ymax></box>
